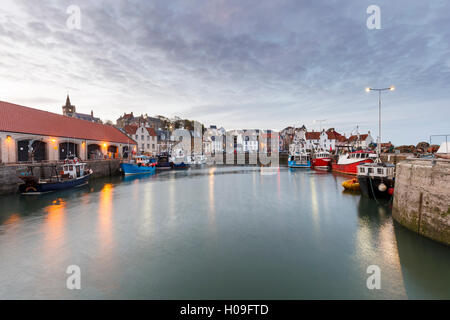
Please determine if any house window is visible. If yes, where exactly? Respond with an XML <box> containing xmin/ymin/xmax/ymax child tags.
<box><xmin>147</xmin><ymin>136</ymin><xmax>150</xmax><ymax>141</ymax></box>
<box><xmin>141</xmin><ymin>135</ymin><xmax>144</xmax><ymax>140</ymax></box>
<box><xmin>147</xmin><ymin>144</ymin><xmax>150</xmax><ymax>149</ymax></box>
<box><xmin>135</xmin><ymin>135</ymin><xmax>138</xmax><ymax>140</ymax></box>
<box><xmin>141</xmin><ymin>143</ymin><xmax>144</xmax><ymax>150</ymax></box>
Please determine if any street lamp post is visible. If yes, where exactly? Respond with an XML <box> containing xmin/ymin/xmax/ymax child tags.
<box><xmin>365</xmin><ymin>86</ymin><xmax>395</xmax><ymax>160</ymax></box>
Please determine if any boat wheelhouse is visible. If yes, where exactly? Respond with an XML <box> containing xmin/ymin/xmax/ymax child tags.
<box><xmin>331</xmin><ymin>150</ymin><xmax>375</xmax><ymax>175</ymax></box>
<box><xmin>288</xmin><ymin>153</ymin><xmax>311</xmax><ymax>168</ymax></box>
<box><xmin>357</xmin><ymin>163</ymin><xmax>395</xmax><ymax>199</ymax></box>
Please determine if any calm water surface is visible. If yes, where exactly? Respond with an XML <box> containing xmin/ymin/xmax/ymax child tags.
<box><xmin>0</xmin><ymin>166</ymin><xmax>449</xmax><ymax>299</ymax></box>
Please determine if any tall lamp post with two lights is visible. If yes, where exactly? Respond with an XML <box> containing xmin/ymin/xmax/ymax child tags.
<box><xmin>365</xmin><ymin>86</ymin><xmax>395</xmax><ymax>160</ymax></box>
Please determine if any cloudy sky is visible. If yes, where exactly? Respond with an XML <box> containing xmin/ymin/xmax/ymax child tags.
<box><xmin>1</xmin><ymin>0</ymin><xmax>449</xmax><ymax>144</ymax></box>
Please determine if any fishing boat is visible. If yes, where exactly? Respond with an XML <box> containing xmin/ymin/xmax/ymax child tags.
<box><xmin>312</xmin><ymin>149</ymin><xmax>332</xmax><ymax>171</ymax></box>
<box><xmin>288</xmin><ymin>134</ymin><xmax>311</xmax><ymax>168</ymax></box>
<box><xmin>171</xmin><ymin>149</ymin><xmax>191</xmax><ymax>170</ymax></box>
<box><xmin>192</xmin><ymin>154</ymin><xmax>208</xmax><ymax>165</ymax></box>
<box><xmin>18</xmin><ymin>157</ymin><xmax>93</xmax><ymax>195</ymax></box>
<box><xmin>331</xmin><ymin>150</ymin><xmax>376</xmax><ymax>175</ymax></box>
<box><xmin>357</xmin><ymin>162</ymin><xmax>395</xmax><ymax>199</ymax></box>
<box><xmin>155</xmin><ymin>153</ymin><xmax>173</xmax><ymax>170</ymax></box>
<box><xmin>288</xmin><ymin>152</ymin><xmax>311</xmax><ymax>168</ymax></box>
<box><xmin>120</xmin><ymin>155</ymin><xmax>156</xmax><ymax>175</ymax></box>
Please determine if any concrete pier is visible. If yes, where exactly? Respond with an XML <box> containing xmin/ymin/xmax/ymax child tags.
<box><xmin>393</xmin><ymin>158</ymin><xmax>450</xmax><ymax>246</ymax></box>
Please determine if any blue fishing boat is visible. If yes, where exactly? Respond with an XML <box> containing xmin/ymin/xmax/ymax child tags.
<box><xmin>288</xmin><ymin>132</ymin><xmax>311</xmax><ymax>168</ymax></box>
<box><xmin>288</xmin><ymin>153</ymin><xmax>311</xmax><ymax>168</ymax></box>
<box><xmin>18</xmin><ymin>157</ymin><xmax>93</xmax><ymax>195</ymax></box>
<box><xmin>120</xmin><ymin>155</ymin><xmax>156</xmax><ymax>175</ymax></box>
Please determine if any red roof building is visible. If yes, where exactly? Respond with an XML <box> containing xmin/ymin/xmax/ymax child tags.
<box><xmin>121</xmin><ymin>122</ymin><xmax>158</xmax><ymax>155</ymax></box>
<box><xmin>0</xmin><ymin>101</ymin><xmax>135</xmax><ymax>163</ymax></box>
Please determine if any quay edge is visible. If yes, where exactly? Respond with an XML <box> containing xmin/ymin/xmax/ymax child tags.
<box><xmin>0</xmin><ymin>159</ymin><xmax>121</xmax><ymax>196</ymax></box>
<box><xmin>393</xmin><ymin>158</ymin><xmax>450</xmax><ymax>246</ymax></box>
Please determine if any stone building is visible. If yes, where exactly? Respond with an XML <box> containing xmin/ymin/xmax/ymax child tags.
<box><xmin>0</xmin><ymin>101</ymin><xmax>136</xmax><ymax>164</ymax></box>
<box><xmin>116</xmin><ymin>112</ymin><xmax>165</xmax><ymax>130</ymax></box>
<box><xmin>62</xmin><ymin>95</ymin><xmax>101</xmax><ymax>123</ymax></box>
<box><xmin>123</xmin><ymin>123</ymin><xmax>158</xmax><ymax>155</ymax></box>
<box><xmin>348</xmin><ymin>132</ymin><xmax>374</xmax><ymax>149</ymax></box>
<box><xmin>293</xmin><ymin>125</ymin><xmax>346</xmax><ymax>151</ymax></box>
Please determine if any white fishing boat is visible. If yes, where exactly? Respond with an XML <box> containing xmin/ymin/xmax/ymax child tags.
<box><xmin>192</xmin><ymin>154</ymin><xmax>207</xmax><ymax>165</ymax></box>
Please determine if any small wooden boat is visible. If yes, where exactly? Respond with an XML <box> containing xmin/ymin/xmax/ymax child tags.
<box><xmin>18</xmin><ymin>157</ymin><xmax>92</xmax><ymax>195</ymax></box>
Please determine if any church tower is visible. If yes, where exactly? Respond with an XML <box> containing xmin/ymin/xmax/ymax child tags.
<box><xmin>62</xmin><ymin>95</ymin><xmax>76</xmax><ymax>116</ymax></box>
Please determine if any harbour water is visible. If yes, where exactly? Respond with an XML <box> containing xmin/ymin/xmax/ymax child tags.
<box><xmin>0</xmin><ymin>166</ymin><xmax>449</xmax><ymax>299</ymax></box>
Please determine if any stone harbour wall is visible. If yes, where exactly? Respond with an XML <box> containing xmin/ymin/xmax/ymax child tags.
<box><xmin>0</xmin><ymin>159</ymin><xmax>122</xmax><ymax>196</ymax></box>
<box><xmin>393</xmin><ymin>158</ymin><xmax>450</xmax><ymax>246</ymax></box>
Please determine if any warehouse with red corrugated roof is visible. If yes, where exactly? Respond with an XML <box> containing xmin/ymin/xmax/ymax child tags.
<box><xmin>0</xmin><ymin>101</ymin><xmax>136</xmax><ymax>163</ymax></box>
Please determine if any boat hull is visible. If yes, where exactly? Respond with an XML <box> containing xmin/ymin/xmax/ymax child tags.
<box><xmin>172</xmin><ymin>163</ymin><xmax>190</xmax><ymax>170</ymax></box>
<box><xmin>120</xmin><ymin>163</ymin><xmax>156</xmax><ymax>175</ymax></box>
<box><xmin>332</xmin><ymin>159</ymin><xmax>373</xmax><ymax>175</ymax></box>
<box><xmin>312</xmin><ymin>157</ymin><xmax>331</xmax><ymax>170</ymax></box>
<box><xmin>288</xmin><ymin>160</ymin><xmax>311</xmax><ymax>168</ymax></box>
<box><xmin>19</xmin><ymin>172</ymin><xmax>92</xmax><ymax>194</ymax></box>
<box><xmin>357</xmin><ymin>176</ymin><xmax>394</xmax><ymax>199</ymax></box>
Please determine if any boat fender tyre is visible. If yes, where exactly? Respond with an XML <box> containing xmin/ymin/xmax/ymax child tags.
<box><xmin>25</xmin><ymin>186</ymin><xmax>37</xmax><ymax>193</ymax></box>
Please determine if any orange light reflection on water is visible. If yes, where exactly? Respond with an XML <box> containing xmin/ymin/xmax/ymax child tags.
<box><xmin>98</xmin><ymin>183</ymin><xmax>114</xmax><ymax>253</ymax></box>
<box><xmin>42</xmin><ymin>198</ymin><xmax>67</xmax><ymax>265</ymax></box>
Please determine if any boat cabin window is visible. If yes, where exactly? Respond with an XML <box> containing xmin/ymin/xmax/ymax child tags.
<box><xmin>377</xmin><ymin>168</ymin><xmax>384</xmax><ymax>174</ymax></box>
<box><xmin>368</xmin><ymin>168</ymin><xmax>373</xmax><ymax>174</ymax></box>
<box><xmin>359</xmin><ymin>167</ymin><xmax>365</xmax><ymax>173</ymax></box>
<box><xmin>63</xmin><ymin>166</ymin><xmax>68</xmax><ymax>171</ymax></box>
<box><xmin>69</xmin><ymin>165</ymin><xmax>73</xmax><ymax>171</ymax></box>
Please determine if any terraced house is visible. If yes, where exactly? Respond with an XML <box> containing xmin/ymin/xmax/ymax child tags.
<box><xmin>124</xmin><ymin>123</ymin><xmax>158</xmax><ymax>155</ymax></box>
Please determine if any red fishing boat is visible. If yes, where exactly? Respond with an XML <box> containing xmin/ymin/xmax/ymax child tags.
<box><xmin>331</xmin><ymin>150</ymin><xmax>376</xmax><ymax>175</ymax></box>
<box><xmin>312</xmin><ymin>150</ymin><xmax>332</xmax><ymax>171</ymax></box>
